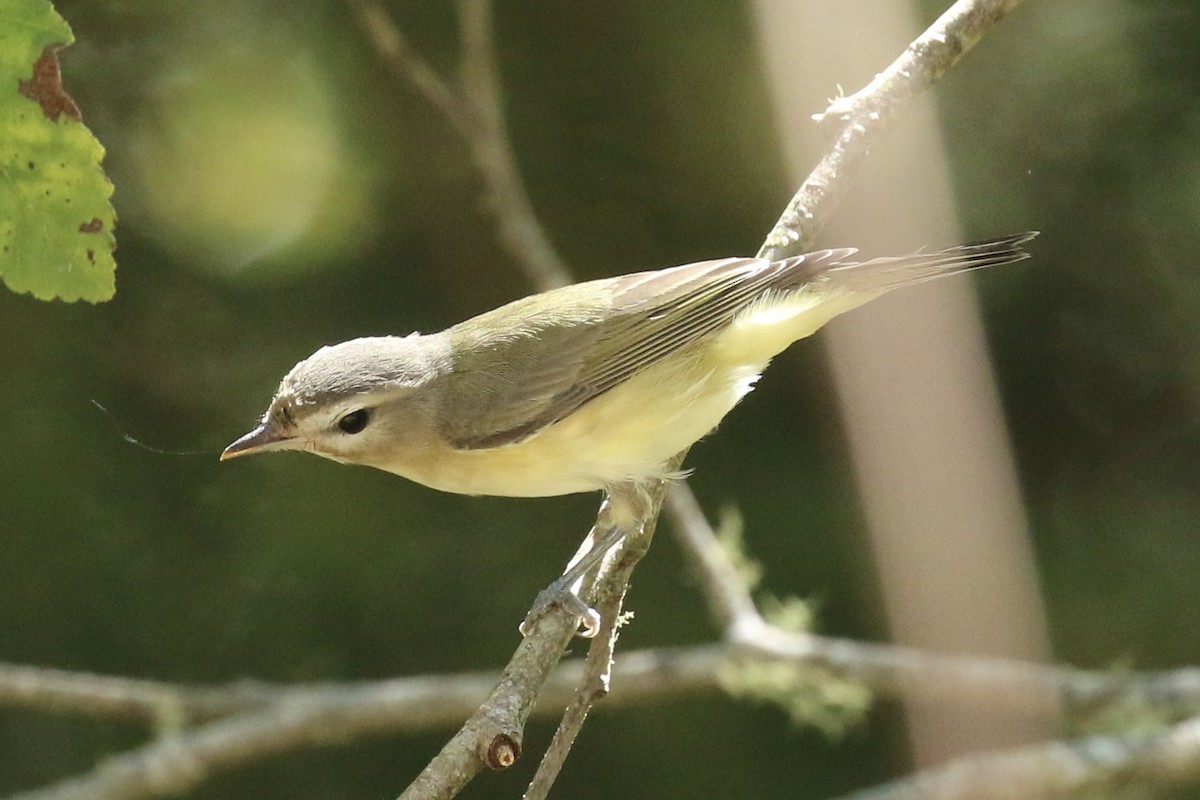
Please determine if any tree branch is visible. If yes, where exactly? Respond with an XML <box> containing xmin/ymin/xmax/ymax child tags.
<box><xmin>11</xmin><ymin>642</ymin><xmax>1200</xmax><ymax>738</ymax></box>
<box><xmin>11</xmin><ymin>631</ymin><xmax>1200</xmax><ymax>800</ymax></box>
<box><xmin>343</xmin><ymin>0</ymin><xmax>473</xmax><ymax>135</ymax></box>
<box><xmin>524</xmin><ymin>477</ymin><xmax>669</xmax><ymax>798</ymax></box>
<box><xmin>456</xmin><ymin>0</ymin><xmax>574</xmax><ymax>290</ymax></box>
<box><xmin>759</xmin><ymin>0</ymin><xmax>1027</xmax><ymax>260</ymax></box>
<box><xmin>836</xmin><ymin>715</ymin><xmax>1200</xmax><ymax>800</ymax></box>
<box><xmin>0</xmin><ymin>663</ymin><xmax>278</xmax><ymax>726</ymax></box>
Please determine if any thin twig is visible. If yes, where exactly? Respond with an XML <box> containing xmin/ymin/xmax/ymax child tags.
<box><xmin>836</xmin><ymin>715</ymin><xmax>1200</xmax><ymax>800</ymax></box>
<box><xmin>397</xmin><ymin>611</ymin><xmax>581</xmax><ymax>799</ymax></box>
<box><xmin>0</xmin><ymin>663</ymin><xmax>279</xmax><ymax>726</ymax></box>
<box><xmin>345</xmin><ymin>0</ymin><xmax>577</xmax><ymax>294</ymax></box>
<box><xmin>343</xmin><ymin>0</ymin><xmax>473</xmax><ymax>135</ymax></box>
<box><xmin>813</xmin><ymin>0</ymin><xmax>1027</xmax><ymax>125</ymax></box>
<box><xmin>758</xmin><ymin>0</ymin><xmax>1028</xmax><ymax>260</ymax></box>
<box><xmin>7</xmin><ymin>673</ymin><xmax>519</xmax><ymax>800</ymax></box>
<box><xmin>456</xmin><ymin>0</ymin><xmax>574</xmax><ymax>290</ymax></box>
<box><xmin>523</xmin><ymin>577</ymin><xmax>625</xmax><ymax>800</ymax></box>
<box><xmin>10</xmin><ymin>643</ymin><xmax>1200</xmax><ymax>736</ymax></box>
<box><xmin>663</xmin><ymin>484</ymin><xmax>760</xmax><ymax>636</ymax></box>
<box><xmin>524</xmin><ymin>477</ymin><xmax>670</xmax><ymax>798</ymax></box>
<box><xmin>9</xmin><ymin>642</ymin><xmax>1199</xmax><ymax>800</ymax></box>
<box><xmin>13</xmin><ymin>634</ymin><xmax>1200</xmax><ymax>800</ymax></box>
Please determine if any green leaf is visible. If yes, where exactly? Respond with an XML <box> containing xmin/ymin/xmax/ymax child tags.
<box><xmin>0</xmin><ymin>0</ymin><xmax>116</xmax><ymax>302</ymax></box>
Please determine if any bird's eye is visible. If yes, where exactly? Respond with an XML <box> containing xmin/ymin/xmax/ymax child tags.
<box><xmin>337</xmin><ymin>408</ymin><xmax>371</xmax><ymax>435</ymax></box>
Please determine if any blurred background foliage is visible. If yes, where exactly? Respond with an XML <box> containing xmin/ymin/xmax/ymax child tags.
<box><xmin>3</xmin><ymin>0</ymin><xmax>1200</xmax><ymax>797</ymax></box>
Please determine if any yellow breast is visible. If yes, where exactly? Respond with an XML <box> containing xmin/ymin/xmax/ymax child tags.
<box><xmin>387</xmin><ymin>344</ymin><xmax>761</xmax><ymax>496</ymax></box>
<box><xmin>373</xmin><ymin>286</ymin><xmax>869</xmax><ymax>497</ymax></box>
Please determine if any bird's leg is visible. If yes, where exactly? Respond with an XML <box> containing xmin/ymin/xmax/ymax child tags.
<box><xmin>519</xmin><ymin>517</ymin><xmax>628</xmax><ymax>638</ymax></box>
<box><xmin>520</xmin><ymin>492</ymin><xmax>635</xmax><ymax>637</ymax></box>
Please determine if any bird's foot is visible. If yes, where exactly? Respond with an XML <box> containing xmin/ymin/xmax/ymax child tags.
<box><xmin>520</xmin><ymin>575</ymin><xmax>601</xmax><ymax>638</ymax></box>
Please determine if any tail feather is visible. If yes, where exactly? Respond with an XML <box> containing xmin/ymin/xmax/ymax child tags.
<box><xmin>715</xmin><ymin>232</ymin><xmax>1038</xmax><ymax>363</ymax></box>
<box><xmin>824</xmin><ymin>231</ymin><xmax>1038</xmax><ymax>293</ymax></box>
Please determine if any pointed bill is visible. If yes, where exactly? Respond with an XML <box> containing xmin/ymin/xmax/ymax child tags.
<box><xmin>220</xmin><ymin>422</ymin><xmax>298</xmax><ymax>460</ymax></box>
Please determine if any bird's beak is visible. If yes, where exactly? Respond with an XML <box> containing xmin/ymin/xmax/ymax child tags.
<box><xmin>220</xmin><ymin>422</ymin><xmax>299</xmax><ymax>461</ymax></box>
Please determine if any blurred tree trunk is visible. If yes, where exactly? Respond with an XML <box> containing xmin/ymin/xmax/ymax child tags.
<box><xmin>753</xmin><ymin>0</ymin><xmax>1057</xmax><ymax>766</ymax></box>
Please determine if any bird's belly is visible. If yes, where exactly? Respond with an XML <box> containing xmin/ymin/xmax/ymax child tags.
<box><xmin>397</xmin><ymin>351</ymin><xmax>765</xmax><ymax>497</ymax></box>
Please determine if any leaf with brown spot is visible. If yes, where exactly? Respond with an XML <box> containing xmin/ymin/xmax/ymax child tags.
<box><xmin>0</xmin><ymin>0</ymin><xmax>116</xmax><ymax>302</ymax></box>
<box><xmin>18</xmin><ymin>46</ymin><xmax>81</xmax><ymax>122</ymax></box>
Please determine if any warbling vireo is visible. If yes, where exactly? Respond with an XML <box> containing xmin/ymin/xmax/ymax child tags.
<box><xmin>223</xmin><ymin>233</ymin><xmax>1035</xmax><ymax>630</ymax></box>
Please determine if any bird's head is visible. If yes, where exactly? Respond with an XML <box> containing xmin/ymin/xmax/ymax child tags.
<box><xmin>221</xmin><ymin>335</ymin><xmax>450</xmax><ymax>468</ymax></box>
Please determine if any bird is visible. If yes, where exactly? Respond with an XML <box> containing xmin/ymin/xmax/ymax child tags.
<box><xmin>223</xmin><ymin>232</ymin><xmax>1036</xmax><ymax>632</ymax></box>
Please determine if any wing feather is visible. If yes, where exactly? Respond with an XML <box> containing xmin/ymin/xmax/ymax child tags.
<box><xmin>439</xmin><ymin>250</ymin><xmax>849</xmax><ymax>449</ymax></box>
<box><xmin>437</xmin><ymin>233</ymin><xmax>1035</xmax><ymax>449</ymax></box>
